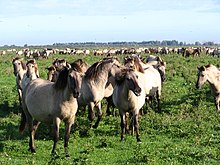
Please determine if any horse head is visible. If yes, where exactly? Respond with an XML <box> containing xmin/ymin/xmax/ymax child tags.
<box><xmin>12</xmin><ymin>57</ymin><xmax>26</xmax><ymax>76</ymax></box>
<box><xmin>196</xmin><ymin>65</ymin><xmax>207</xmax><ymax>89</ymax></box>
<box><xmin>116</xmin><ymin>68</ymin><xmax>142</xmax><ymax>96</ymax></box>
<box><xmin>68</xmin><ymin>68</ymin><xmax>82</xmax><ymax>98</ymax></box>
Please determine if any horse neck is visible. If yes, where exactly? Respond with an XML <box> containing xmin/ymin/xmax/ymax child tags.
<box><xmin>55</xmin><ymin>84</ymin><xmax>75</xmax><ymax>102</ymax></box>
<box><xmin>93</xmin><ymin>65</ymin><xmax>112</xmax><ymax>86</ymax></box>
<box><xmin>206</xmin><ymin>70</ymin><xmax>220</xmax><ymax>88</ymax></box>
<box><xmin>17</xmin><ymin>68</ymin><xmax>27</xmax><ymax>80</ymax></box>
<box><xmin>29</xmin><ymin>72</ymin><xmax>38</xmax><ymax>80</ymax></box>
<box><xmin>117</xmin><ymin>79</ymin><xmax>131</xmax><ymax>98</ymax></box>
<box><xmin>207</xmin><ymin>71</ymin><xmax>220</xmax><ymax>85</ymax></box>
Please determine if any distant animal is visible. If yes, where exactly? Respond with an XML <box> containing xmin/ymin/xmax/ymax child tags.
<box><xmin>196</xmin><ymin>64</ymin><xmax>220</xmax><ymax>112</ymax></box>
<box><xmin>183</xmin><ymin>47</ymin><xmax>201</xmax><ymax>57</ymax></box>
<box><xmin>12</xmin><ymin>57</ymin><xmax>27</xmax><ymax>106</ymax></box>
<box><xmin>78</xmin><ymin>57</ymin><xmax>122</xmax><ymax>128</ymax></box>
<box><xmin>19</xmin><ymin>67</ymin><xmax>81</xmax><ymax>156</ymax></box>
<box><xmin>113</xmin><ymin>68</ymin><xmax>145</xmax><ymax>142</ymax></box>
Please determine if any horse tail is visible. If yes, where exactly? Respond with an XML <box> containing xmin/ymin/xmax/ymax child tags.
<box><xmin>19</xmin><ymin>108</ymin><xmax>26</xmax><ymax>134</ymax></box>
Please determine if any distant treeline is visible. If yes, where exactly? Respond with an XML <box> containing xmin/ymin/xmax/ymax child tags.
<box><xmin>1</xmin><ymin>40</ymin><xmax>219</xmax><ymax>49</ymax></box>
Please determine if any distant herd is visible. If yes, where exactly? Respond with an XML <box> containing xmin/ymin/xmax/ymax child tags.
<box><xmin>1</xmin><ymin>46</ymin><xmax>220</xmax><ymax>58</ymax></box>
<box><xmin>5</xmin><ymin>45</ymin><xmax>220</xmax><ymax>156</ymax></box>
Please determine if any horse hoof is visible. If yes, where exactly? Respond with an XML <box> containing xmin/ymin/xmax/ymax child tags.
<box><xmin>28</xmin><ymin>148</ymin><xmax>36</xmax><ymax>153</ymax></box>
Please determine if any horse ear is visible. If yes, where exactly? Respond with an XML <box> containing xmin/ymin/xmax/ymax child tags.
<box><xmin>198</xmin><ymin>66</ymin><xmax>205</xmax><ymax>71</ymax></box>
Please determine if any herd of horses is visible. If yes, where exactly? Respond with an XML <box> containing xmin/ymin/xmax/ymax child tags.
<box><xmin>11</xmin><ymin>53</ymin><xmax>220</xmax><ymax>156</ymax></box>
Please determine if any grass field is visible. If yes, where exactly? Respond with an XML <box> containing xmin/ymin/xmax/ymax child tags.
<box><xmin>1</xmin><ymin>51</ymin><xmax>220</xmax><ymax>164</ymax></box>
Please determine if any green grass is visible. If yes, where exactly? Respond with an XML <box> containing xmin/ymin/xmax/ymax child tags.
<box><xmin>1</xmin><ymin>52</ymin><xmax>220</xmax><ymax>164</ymax></box>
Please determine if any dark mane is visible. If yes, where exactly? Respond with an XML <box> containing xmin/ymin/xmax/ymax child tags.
<box><xmin>133</xmin><ymin>57</ymin><xmax>145</xmax><ymax>73</ymax></box>
<box><xmin>70</xmin><ymin>62</ymin><xmax>83</xmax><ymax>73</ymax></box>
<box><xmin>84</xmin><ymin>59</ymin><xmax>114</xmax><ymax>80</ymax></box>
<box><xmin>124</xmin><ymin>56</ymin><xmax>144</xmax><ymax>73</ymax></box>
<box><xmin>54</xmin><ymin>67</ymin><xmax>69</xmax><ymax>90</ymax></box>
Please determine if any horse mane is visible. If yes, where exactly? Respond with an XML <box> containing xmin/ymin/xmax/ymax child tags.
<box><xmin>70</xmin><ymin>59</ymin><xmax>89</xmax><ymax>73</ymax></box>
<box><xmin>84</xmin><ymin>58</ymin><xmax>115</xmax><ymax>80</ymax></box>
<box><xmin>54</xmin><ymin>67</ymin><xmax>69</xmax><ymax>90</ymax></box>
<box><xmin>70</xmin><ymin>62</ymin><xmax>83</xmax><ymax>73</ymax></box>
<box><xmin>47</xmin><ymin>65</ymin><xmax>56</xmax><ymax>71</ymax></box>
<box><xmin>115</xmin><ymin>68</ymin><xmax>134</xmax><ymax>85</ymax></box>
<box><xmin>124</xmin><ymin>56</ymin><xmax>145</xmax><ymax>73</ymax></box>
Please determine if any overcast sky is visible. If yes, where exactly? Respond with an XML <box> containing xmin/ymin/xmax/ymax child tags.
<box><xmin>0</xmin><ymin>0</ymin><xmax>220</xmax><ymax>46</ymax></box>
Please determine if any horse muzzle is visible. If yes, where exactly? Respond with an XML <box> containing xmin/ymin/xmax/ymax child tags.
<box><xmin>134</xmin><ymin>87</ymin><xmax>142</xmax><ymax>96</ymax></box>
<box><xmin>73</xmin><ymin>91</ymin><xmax>80</xmax><ymax>98</ymax></box>
<box><xmin>195</xmin><ymin>83</ymin><xmax>201</xmax><ymax>89</ymax></box>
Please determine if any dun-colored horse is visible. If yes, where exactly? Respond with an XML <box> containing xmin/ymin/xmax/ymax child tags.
<box><xmin>21</xmin><ymin>59</ymin><xmax>39</xmax><ymax>89</ymax></box>
<box><xmin>78</xmin><ymin>57</ymin><xmax>122</xmax><ymax>128</ymax></box>
<box><xmin>196</xmin><ymin>64</ymin><xmax>220</xmax><ymax>112</ymax></box>
<box><xmin>20</xmin><ymin>67</ymin><xmax>81</xmax><ymax>156</ymax></box>
<box><xmin>124</xmin><ymin>56</ymin><xmax>162</xmax><ymax>112</ymax></box>
<box><xmin>12</xmin><ymin>57</ymin><xmax>27</xmax><ymax>106</ymax></box>
<box><xmin>113</xmin><ymin>68</ymin><xmax>145</xmax><ymax>142</ymax></box>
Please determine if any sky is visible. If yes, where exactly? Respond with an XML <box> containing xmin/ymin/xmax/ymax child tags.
<box><xmin>0</xmin><ymin>0</ymin><xmax>220</xmax><ymax>46</ymax></box>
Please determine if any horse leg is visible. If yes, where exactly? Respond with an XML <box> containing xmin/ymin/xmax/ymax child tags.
<box><xmin>156</xmin><ymin>91</ymin><xmax>161</xmax><ymax>113</ymax></box>
<box><xmin>120</xmin><ymin>112</ymin><xmax>126</xmax><ymax>141</ymax></box>
<box><xmin>88</xmin><ymin>102</ymin><xmax>95</xmax><ymax>128</ymax></box>
<box><xmin>27</xmin><ymin>118</ymin><xmax>36</xmax><ymax>153</ymax></box>
<box><xmin>133</xmin><ymin>111</ymin><xmax>141</xmax><ymax>143</ymax></box>
<box><xmin>64</xmin><ymin>118</ymin><xmax>75</xmax><ymax>157</ymax></box>
<box><xmin>106</xmin><ymin>96</ymin><xmax>111</xmax><ymax>116</ymax></box>
<box><xmin>52</xmin><ymin>117</ymin><xmax>61</xmax><ymax>155</ymax></box>
<box><xmin>18</xmin><ymin>88</ymin><xmax>22</xmax><ymax>107</ymax></box>
<box><xmin>125</xmin><ymin>112</ymin><xmax>130</xmax><ymax>134</ymax></box>
<box><xmin>93</xmin><ymin>102</ymin><xmax>102</xmax><ymax>129</ymax></box>
<box><xmin>215</xmin><ymin>94</ymin><xmax>220</xmax><ymax>112</ymax></box>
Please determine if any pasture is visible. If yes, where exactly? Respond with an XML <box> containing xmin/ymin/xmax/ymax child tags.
<box><xmin>1</xmin><ymin>50</ymin><xmax>220</xmax><ymax>164</ymax></box>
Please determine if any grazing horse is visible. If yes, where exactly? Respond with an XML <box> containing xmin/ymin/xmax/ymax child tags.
<box><xmin>20</xmin><ymin>67</ymin><xmax>81</xmax><ymax>156</ymax></box>
<box><xmin>21</xmin><ymin>59</ymin><xmax>39</xmax><ymax>90</ymax></box>
<box><xmin>183</xmin><ymin>47</ymin><xmax>201</xmax><ymax>57</ymax></box>
<box><xmin>124</xmin><ymin>56</ymin><xmax>162</xmax><ymax>112</ymax></box>
<box><xmin>196</xmin><ymin>64</ymin><xmax>220</xmax><ymax>112</ymax></box>
<box><xmin>78</xmin><ymin>58</ymin><xmax>122</xmax><ymax>128</ymax></box>
<box><xmin>113</xmin><ymin>68</ymin><xmax>145</xmax><ymax>142</ymax></box>
<box><xmin>12</xmin><ymin>57</ymin><xmax>27</xmax><ymax>106</ymax></box>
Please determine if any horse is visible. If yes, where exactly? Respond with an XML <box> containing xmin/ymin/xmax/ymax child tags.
<box><xmin>124</xmin><ymin>55</ymin><xmax>162</xmax><ymax>112</ymax></box>
<box><xmin>183</xmin><ymin>47</ymin><xmax>201</xmax><ymax>57</ymax></box>
<box><xmin>112</xmin><ymin>68</ymin><xmax>145</xmax><ymax>142</ymax></box>
<box><xmin>196</xmin><ymin>64</ymin><xmax>220</xmax><ymax>112</ymax></box>
<box><xmin>146</xmin><ymin>55</ymin><xmax>166</xmax><ymax>83</ymax></box>
<box><xmin>78</xmin><ymin>57</ymin><xmax>122</xmax><ymax>128</ymax></box>
<box><xmin>12</xmin><ymin>57</ymin><xmax>27</xmax><ymax>106</ymax></box>
<box><xmin>46</xmin><ymin>58</ymin><xmax>74</xmax><ymax>82</ymax></box>
<box><xmin>46</xmin><ymin>65</ymin><xmax>58</xmax><ymax>82</ymax></box>
<box><xmin>21</xmin><ymin>59</ymin><xmax>39</xmax><ymax>90</ymax></box>
<box><xmin>19</xmin><ymin>67</ymin><xmax>81</xmax><ymax>156</ymax></box>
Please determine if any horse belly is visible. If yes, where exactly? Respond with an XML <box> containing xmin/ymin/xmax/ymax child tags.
<box><xmin>25</xmin><ymin>82</ymin><xmax>54</xmax><ymax>123</ymax></box>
